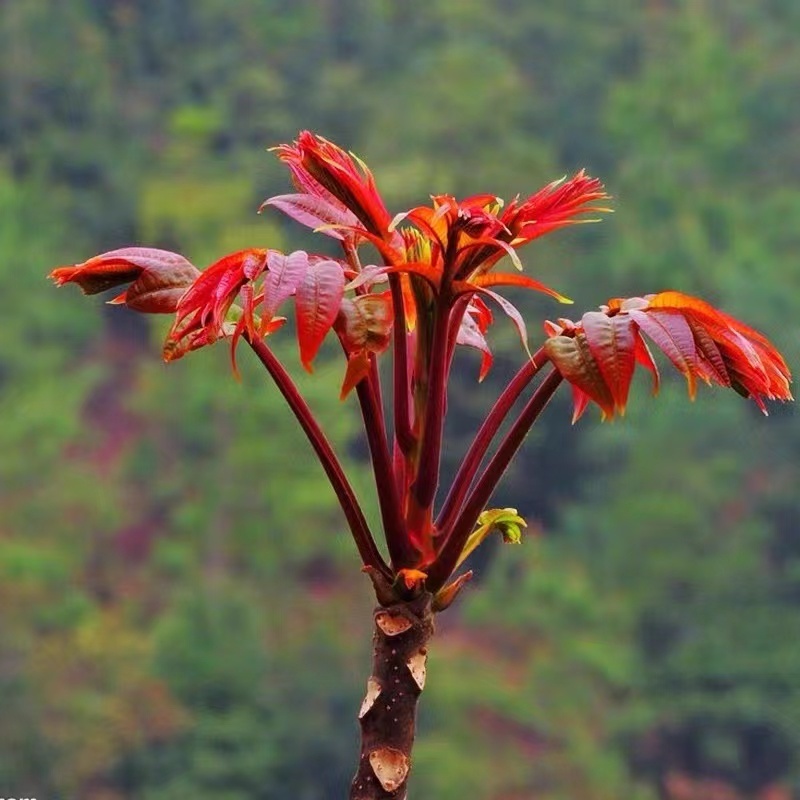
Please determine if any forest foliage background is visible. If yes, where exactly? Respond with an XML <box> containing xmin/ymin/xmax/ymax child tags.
<box><xmin>1</xmin><ymin>1</ymin><xmax>799</xmax><ymax>799</ymax></box>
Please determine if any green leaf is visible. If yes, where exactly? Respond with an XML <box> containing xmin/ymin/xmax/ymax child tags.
<box><xmin>456</xmin><ymin>508</ymin><xmax>527</xmax><ymax>569</ymax></box>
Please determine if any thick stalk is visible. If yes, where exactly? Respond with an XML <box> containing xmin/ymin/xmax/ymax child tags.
<box><xmin>350</xmin><ymin>593</ymin><xmax>434</xmax><ymax>800</ymax></box>
<box><xmin>246</xmin><ymin>336</ymin><xmax>391</xmax><ymax>578</ymax></box>
<box><xmin>436</xmin><ymin>347</ymin><xmax>548</xmax><ymax>533</ymax></box>
<box><xmin>427</xmin><ymin>368</ymin><xmax>564</xmax><ymax>590</ymax></box>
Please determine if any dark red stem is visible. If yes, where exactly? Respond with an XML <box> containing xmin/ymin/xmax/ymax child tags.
<box><xmin>427</xmin><ymin>368</ymin><xmax>564</xmax><ymax>591</ymax></box>
<box><xmin>355</xmin><ymin>369</ymin><xmax>416</xmax><ymax>569</ymax></box>
<box><xmin>436</xmin><ymin>347</ymin><xmax>549</xmax><ymax>533</ymax></box>
<box><xmin>246</xmin><ymin>335</ymin><xmax>391</xmax><ymax>578</ymax></box>
<box><xmin>411</xmin><ymin>297</ymin><xmax>452</xmax><ymax>513</ymax></box>
<box><xmin>389</xmin><ymin>275</ymin><xmax>415</xmax><ymax>455</ymax></box>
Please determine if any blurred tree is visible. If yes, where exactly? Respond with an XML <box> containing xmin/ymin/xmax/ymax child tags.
<box><xmin>415</xmin><ymin>540</ymin><xmax>655</xmax><ymax>800</ymax></box>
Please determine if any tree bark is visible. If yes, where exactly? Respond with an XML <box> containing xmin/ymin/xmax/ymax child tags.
<box><xmin>350</xmin><ymin>592</ymin><xmax>434</xmax><ymax>800</ymax></box>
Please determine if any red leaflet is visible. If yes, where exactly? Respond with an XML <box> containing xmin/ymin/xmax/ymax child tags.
<box><xmin>629</xmin><ymin>309</ymin><xmax>698</xmax><ymax>399</ymax></box>
<box><xmin>260</xmin><ymin>193</ymin><xmax>359</xmax><ymax>239</ymax></box>
<box><xmin>387</xmin><ymin>261</ymin><xmax>443</xmax><ymax>292</ymax></box>
<box><xmin>633</xmin><ymin>334</ymin><xmax>661</xmax><ymax>395</ymax></box>
<box><xmin>344</xmin><ymin>265</ymin><xmax>390</xmax><ymax>293</ymax></box>
<box><xmin>295</xmin><ymin>259</ymin><xmax>346</xmax><ymax>371</ymax></box>
<box><xmin>175</xmin><ymin>248</ymin><xmax>268</xmax><ymax>331</ymax></box>
<box><xmin>334</xmin><ymin>293</ymin><xmax>394</xmax><ymax>398</ymax></box>
<box><xmin>456</xmin><ymin>272</ymin><xmax>572</xmax><ymax>304</ymax></box>
<box><xmin>454</xmin><ymin>173</ymin><xmax>609</xmax><ymax>276</ymax></box>
<box><xmin>546</xmin><ymin>291</ymin><xmax>792</xmax><ymax>420</ymax></box>
<box><xmin>261</xmin><ymin>250</ymin><xmax>310</xmax><ymax>329</ymax></box>
<box><xmin>162</xmin><ymin>316</ymin><xmax>221</xmax><ymax>362</ymax></box>
<box><xmin>49</xmin><ymin>247</ymin><xmax>200</xmax><ymax>313</ymax></box>
<box><xmin>687</xmin><ymin>320</ymin><xmax>730</xmax><ymax>387</ymax></box>
<box><xmin>544</xmin><ymin>333</ymin><xmax>616</xmax><ymax>422</ymax></box>
<box><xmin>581</xmin><ymin>311</ymin><xmax>636</xmax><ymax>415</ymax></box>
<box><xmin>336</xmin><ymin>293</ymin><xmax>394</xmax><ymax>354</ymax></box>
<box><xmin>504</xmin><ymin>170</ymin><xmax>611</xmax><ymax>246</ymax></box>
<box><xmin>339</xmin><ymin>350</ymin><xmax>373</xmax><ymax>401</ymax></box>
<box><xmin>479</xmin><ymin>289</ymin><xmax>532</xmax><ymax>358</ymax></box>
<box><xmin>643</xmin><ymin>291</ymin><xmax>792</xmax><ymax>408</ymax></box>
<box><xmin>273</xmin><ymin>131</ymin><xmax>392</xmax><ymax>239</ymax></box>
<box><xmin>456</xmin><ymin>309</ymin><xmax>493</xmax><ymax>381</ymax></box>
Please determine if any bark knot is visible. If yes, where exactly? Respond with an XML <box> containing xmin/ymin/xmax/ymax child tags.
<box><xmin>369</xmin><ymin>746</ymin><xmax>410</xmax><ymax>792</ymax></box>
<box><xmin>375</xmin><ymin>610</ymin><xmax>413</xmax><ymax>636</ymax></box>
<box><xmin>359</xmin><ymin>677</ymin><xmax>382</xmax><ymax>719</ymax></box>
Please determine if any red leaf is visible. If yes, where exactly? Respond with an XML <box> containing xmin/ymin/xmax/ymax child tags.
<box><xmin>124</xmin><ymin>264</ymin><xmax>201</xmax><ymax>313</ymax></box>
<box><xmin>687</xmin><ymin>319</ymin><xmax>731</xmax><ymax>387</ymax></box>
<box><xmin>212</xmin><ymin>264</ymin><xmax>250</xmax><ymax>325</ymax></box>
<box><xmin>605</xmin><ymin>290</ymin><xmax>790</xmax><ymax>412</ymax></box>
<box><xmin>647</xmin><ymin>291</ymin><xmax>769</xmax><ymax>343</ymax></box>
<box><xmin>178</xmin><ymin>248</ymin><xmax>267</xmax><ymax>328</ymax></box>
<box><xmin>456</xmin><ymin>308</ymin><xmax>494</xmax><ymax>381</ymax></box>
<box><xmin>629</xmin><ymin>309</ymin><xmax>698</xmax><ymax>399</ymax></box>
<box><xmin>240</xmin><ymin>249</ymin><xmax>270</xmax><ymax>281</ymax></box>
<box><xmin>581</xmin><ymin>311</ymin><xmax>636</xmax><ymax>414</ymax></box>
<box><xmin>544</xmin><ymin>333</ymin><xmax>615</xmax><ymax>421</ymax></box>
<box><xmin>295</xmin><ymin>259</ymin><xmax>346</xmax><ymax>371</ymax></box>
<box><xmin>645</xmin><ymin>292</ymin><xmax>791</xmax><ymax>401</ymax></box>
<box><xmin>344</xmin><ymin>265</ymin><xmax>389</xmax><ymax>292</ymax></box>
<box><xmin>504</xmin><ymin>170</ymin><xmax>611</xmax><ymax>246</ymax></box>
<box><xmin>339</xmin><ymin>350</ymin><xmax>372</xmax><ymax>400</ymax></box>
<box><xmin>570</xmin><ymin>385</ymin><xmax>593</xmax><ymax>423</ymax></box>
<box><xmin>262</xmin><ymin>250</ymin><xmax>310</xmax><ymax>326</ymax></box>
<box><xmin>50</xmin><ymin>247</ymin><xmax>199</xmax><ymax>311</ymax></box>
<box><xmin>260</xmin><ymin>193</ymin><xmax>359</xmax><ymax>238</ymax></box>
<box><xmin>335</xmin><ymin>293</ymin><xmax>394</xmax><ymax>354</ymax></box>
<box><xmin>479</xmin><ymin>288</ymin><xmax>531</xmax><ymax>357</ymax></box>
<box><xmin>633</xmin><ymin>332</ymin><xmax>661</xmax><ymax>395</ymax></box>
<box><xmin>458</xmin><ymin>271</ymin><xmax>571</xmax><ymax>304</ymax></box>
<box><xmin>334</xmin><ymin>293</ymin><xmax>394</xmax><ymax>398</ymax></box>
<box><xmin>273</xmin><ymin>131</ymin><xmax>392</xmax><ymax>237</ymax></box>
<box><xmin>386</xmin><ymin>262</ymin><xmax>442</xmax><ymax>291</ymax></box>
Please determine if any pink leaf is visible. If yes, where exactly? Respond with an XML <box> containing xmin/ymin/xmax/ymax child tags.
<box><xmin>479</xmin><ymin>288</ymin><xmax>531</xmax><ymax>357</ymax></box>
<box><xmin>344</xmin><ymin>265</ymin><xmax>389</xmax><ymax>292</ymax></box>
<box><xmin>260</xmin><ymin>193</ymin><xmax>359</xmax><ymax>238</ymax></box>
<box><xmin>456</xmin><ymin>310</ymin><xmax>494</xmax><ymax>381</ymax></box>
<box><xmin>124</xmin><ymin>267</ymin><xmax>200</xmax><ymax>314</ymax></box>
<box><xmin>295</xmin><ymin>259</ymin><xmax>346</xmax><ymax>371</ymax></box>
<box><xmin>262</xmin><ymin>250</ymin><xmax>310</xmax><ymax>325</ymax></box>
<box><xmin>50</xmin><ymin>247</ymin><xmax>199</xmax><ymax>307</ymax></box>
<box><xmin>629</xmin><ymin>309</ymin><xmax>698</xmax><ymax>398</ymax></box>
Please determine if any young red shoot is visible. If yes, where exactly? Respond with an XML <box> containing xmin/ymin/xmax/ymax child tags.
<box><xmin>50</xmin><ymin>131</ymin><xmax>791</xmax><ymax>800</ymax></box>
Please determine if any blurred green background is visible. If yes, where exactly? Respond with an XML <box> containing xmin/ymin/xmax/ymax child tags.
<box><xmin>1</xmin><ymin>1</ymin><xmax>799</xmax><ymax>798</ymax></box>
